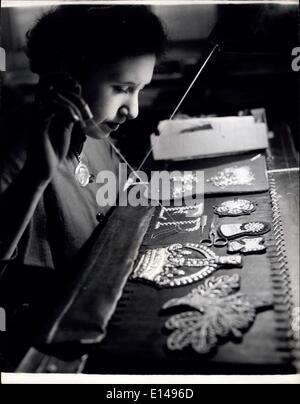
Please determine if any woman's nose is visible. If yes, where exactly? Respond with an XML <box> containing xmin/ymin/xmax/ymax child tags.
<box><xmin>120</xmin><ymin>94</ymin><xmax>139</xmax><ymax>120</ymax></box>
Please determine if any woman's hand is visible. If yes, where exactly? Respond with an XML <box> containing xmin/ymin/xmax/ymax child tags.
<box><xmin>0</xmin><ymin>74</ymin><xmax>90</xmax><ymax>259</ymax></box>
<box><xmin>26</xmin><ymin>74</ymin><xmax>87</xmax><ymax>183</ymax></box>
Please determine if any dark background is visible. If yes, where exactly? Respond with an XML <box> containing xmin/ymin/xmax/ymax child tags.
<box><xmin>0</xmin><ymin>3</ymin><xmax>299</xmax><ymax>164</ymax></box>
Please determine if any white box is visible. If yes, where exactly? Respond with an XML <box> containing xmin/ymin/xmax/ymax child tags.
<box><xmin>150</xmin><ymin>116</ymin><xmax>269</xmax><ymax>161</ymax></box>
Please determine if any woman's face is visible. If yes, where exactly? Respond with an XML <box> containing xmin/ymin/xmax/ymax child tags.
<box><xmin>81</xmin><ymin>54</ymin><xmax>156</xmax><ymax>138</ymax></box>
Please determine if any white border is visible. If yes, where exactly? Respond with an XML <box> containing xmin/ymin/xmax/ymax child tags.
<box><xmin>1</xmin><ymin>1</ymin><xmax>299</xmax><ymax>8</ymax></box>
<box><xmin>2</xmin><ymin>373</ymin><xmax>300</xmax><ymax>384</ymax></box>
<box><xmin>1</xmin><ymin>0</ymin><xmax>299</xmax><ymax>384</ymax></box>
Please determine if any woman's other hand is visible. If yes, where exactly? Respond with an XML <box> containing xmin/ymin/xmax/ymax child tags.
<box><xmin>26</xmin><ymin>74</ymin><xmax>86</xmax><ymax>183</ymax></box>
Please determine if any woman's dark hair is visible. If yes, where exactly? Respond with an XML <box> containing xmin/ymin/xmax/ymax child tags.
<box><xmin>26</xmin><ymin>5</ymin><xmax>167</xmax><ymax>77</ymax></box>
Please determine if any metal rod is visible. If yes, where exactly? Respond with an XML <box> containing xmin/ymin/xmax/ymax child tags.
<box><xmin>169</xmin><ymin>44</ymin><xmax>219</xmax><ymax>120</ymax></box>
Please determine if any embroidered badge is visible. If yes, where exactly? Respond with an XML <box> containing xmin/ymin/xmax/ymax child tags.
<box><xmin>213</xmin><ymin>199</ymin><xmax>256</xmax><ymax>217</ymax></box>
<box><xmin>218</xmin><ymin>221</ymin><xmax>271</xmax><ymax>240</ymax></box>
<box><xmin>155</xmin><ymin>217</ymin><xmax>201</xmax><ymax>232</ymax></box>
<box><xmin>162</xmin><ymin>274</ymin><xmax>272</xmax><ymax>354</ymax></box>
<box><xmin>151</xmin><ymin>204</ymin><xmax>204</xmax><ymax>239</ymax></box>
<box><xmin>227</xmin><ymin>237</ymin><xmax>266</xmax><ymax>254</ymax></box>
<box><xmin>159</xmin><ymin>203</ymin><xmax>204</xmax><ymax>220</ymax></box>
<box><xmin>206</xmin><ymin>166</ymin><xmax>255</xmax><ymax>188</ymax></box>
<box><xmin>131</xmin><ymin>243</ymin><xmax>242</xmax><ymax>288</ymax></box>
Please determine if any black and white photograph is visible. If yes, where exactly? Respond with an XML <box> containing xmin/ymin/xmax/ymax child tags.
<box><xmin>0</xmin><ymin>0</ymin><xmax>299</xmax><ymax>384</ymax></box>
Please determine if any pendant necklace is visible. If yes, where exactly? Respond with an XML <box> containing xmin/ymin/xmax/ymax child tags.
<box><xmin>74</xmin><ymin>151</ymin><xmax>94</xmax><ymax>187</ymax></box>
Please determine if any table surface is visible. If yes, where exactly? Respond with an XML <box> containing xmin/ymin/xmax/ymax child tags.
<box><xmin>15</xmin><ymin>122</ymin><xmax>299</xmax><ymax>374</ymax></box>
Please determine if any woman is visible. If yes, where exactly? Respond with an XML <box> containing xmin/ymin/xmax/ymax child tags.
<box><xmin>0</xmin><ymin>5</ymin><xmax>166</xmax><ymax>367</ymax></box>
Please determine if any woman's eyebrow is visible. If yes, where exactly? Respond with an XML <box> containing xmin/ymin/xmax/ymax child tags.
<box><xmin>113</xmin><ymin>81</ymin><xmax>138</xmax><ymax>86</ymax></box>
<box><xmin>113</xmin><ymin>81</ymin><xmax>150</xmax><ymax>90</ymax></box>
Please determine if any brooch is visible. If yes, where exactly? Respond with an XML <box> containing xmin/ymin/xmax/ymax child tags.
<box><xmin>206</xmin><ymin>166</ymin><xmax>255</xmax><ymax>188</ymax></box>
<box><xmin>131</xmin><ymin>243</ymin><xmax>242</xmax><ymax>288</ymax></box>
<box><xmin>218</xmin><ymin>221</ymin><xmax>271</xmax><ymax>240</ymax></box>
<box><xmin>213</xmin><ymin>199</ymin><xmax>256</xmax><ymax>217</ymax></box>
<box><xmin>227</xmin><ymin>237</ymin><xmax>266</xmax><ymax>254</ymax></box>
<box><xmin>162</xmin><ymin>274</ymin><xmax>273</xmax><ymax>354</ymax></box>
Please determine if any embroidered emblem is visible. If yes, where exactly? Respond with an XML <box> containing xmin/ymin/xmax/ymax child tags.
<box><xmin>131</xmin><ymin>243</ymin><xmax>242</xmax><ymax>288</ymax></box>
<box><xmin>151</xmin><ymin>204</ymin><xmax>204</xmax><ymax>239</ymax></box>
<box><xmin>213</xmin><ymin>199</ymin><xmax>256</xmax><ymax>217</ymax></box>
<box><xmin>242</xmin><ymin>222</ymin><xmax>265</xmax><ymax>232</ymax></box>
<box><xmin>206</xmin><ymin>166</ymin><xmax>255</xmax><ymax>188</ymax></box>
<box><xmin>227</xmin><ymin>237</ymin><xmax>266</xmax><ymax>254</ymax></box>
<box><xmin>162</xmin><ymin>274</ymin><xmax>273</xmax><ymax>354</ymax></box>
<box><xmin>218</xmin><ymin>221</ymin><xmax>270</xmax><ymax>240</ymax></box>
<box><xmin>155</xmin><ymin>217</ymin><xmax>201</xmax><ymax>232</ymax></box>
<box><xmin>159</xmin><ymin>203</ymin><xmax>204</xmax><ymax>220</ymax></box>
